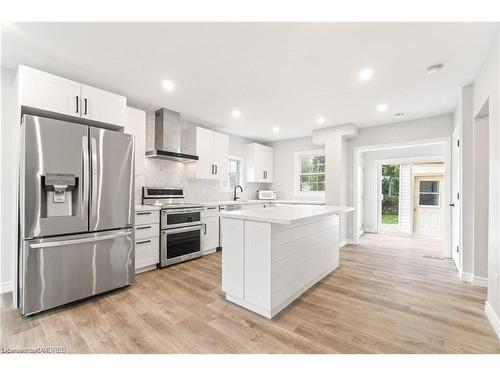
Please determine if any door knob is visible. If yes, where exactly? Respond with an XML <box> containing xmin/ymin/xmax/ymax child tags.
<box><xmin>449</xmin><ymin>203</ymin><xmax>455</xmax><ymax>207</ymax></box>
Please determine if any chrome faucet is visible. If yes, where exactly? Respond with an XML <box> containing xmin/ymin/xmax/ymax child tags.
<box><xmin>233</xmin><ymin>185</ymin><xmax>243</xmax><ymax>201</ymax></box>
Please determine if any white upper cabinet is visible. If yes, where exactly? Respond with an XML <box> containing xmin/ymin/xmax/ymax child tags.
<box><xmin>18</xmin><ymin>66</ymin><xmax>81</xmax><ymax>117</ymax></box>
<box><xmin>124</xmin><ymin>107</ymin><xmax>147</xmax><ymax>176</ymax></box>
<box><xmin>80</xmin><ymin>84</ymin><xmax>126</xmax><ymax>126</ymax></box>
<box><xmin>213</xmin><ymin>131</ymin><xmax>229</xmax><ymax>180</ymax></box>
<box><xmin>17</xmin><ymin>66</ymin><xmax>126</xmax><ymax>127</ymax></box>
<box><xmin>182</xmin><ymin>126</ymin><xmax>229</xmax><ymax>180</ymax></box>
<box><xmin>245</xmin><ymin>143</ymin><xmax>274</xmax><ymax>183</ymax></box>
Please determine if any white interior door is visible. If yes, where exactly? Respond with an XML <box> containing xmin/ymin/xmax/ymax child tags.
<box><xmin>413</xmin><ymin>176</ymin><xmax>445</xmax><ymax>239</ymax></box>
<box><xmin>451</xmin><ymin>127</ymin><xmax>461</xmax><ymax>268</ymax></box>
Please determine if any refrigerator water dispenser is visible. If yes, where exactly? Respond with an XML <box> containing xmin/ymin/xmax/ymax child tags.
<box><xmin>43</xmin><ymin>173</ymin><xmax>77</xmax><ymax>217</ymax></box>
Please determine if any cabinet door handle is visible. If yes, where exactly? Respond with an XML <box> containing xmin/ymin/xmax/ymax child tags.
<box><xmin>137</xmin><ymin>225</ymin><xmax>152</xmax><ymax>230</ymax></box>
<box><xmin>211</xmin><ymin>164</ymin><xmax>214</xmax><ymax>174</ymax></box>
<box><xmin>75</xmin><ymin>96</ymin><xmax>79</xmax><ymax>113</ymax></box>
<box><xmin>215</xmin><ymin>165</ymin><xmax>218</xmax><ymax>175</ymax></box>
<box><xmin>203</xmin><ymin>223</ymin><xmax>207</xmax><ymax>234</ymax></box>
<box><xmin>137</xmin><ymin>211</ymin><xmax>152</xmax><ymax>215</ymax></box>
<box><xmin>84</xmin><ymin>98</ymin><xmax>88</xmax><ymax>115</ymax></box>
<box><xmin>136</xmin><ymin>239</ymin><xmax>152</xmax><ymax>245</ymax></box>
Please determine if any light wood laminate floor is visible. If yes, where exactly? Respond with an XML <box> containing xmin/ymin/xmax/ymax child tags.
<box><xmin>2</xmin><ymin>233</ymin><xmax>499</xmax><ymax>353</ymax></box>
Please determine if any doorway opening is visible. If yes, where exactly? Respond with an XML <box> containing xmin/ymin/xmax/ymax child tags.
<box><xmin>353</xmin><ymin>139</ymin><xmax>451</xmax><ymax>258</ymax></box>
<box><xmin>378</xmin><ymin>164</ymin><xmax>400</xmax><ymax>233</ymax></box>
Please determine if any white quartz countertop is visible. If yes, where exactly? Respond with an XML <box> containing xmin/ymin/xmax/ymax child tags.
<box><xmin>135</xmin><ymin>204</ymin><xmax>161</xmax><ymax>211</ymax></box>
<box><xmin>200</xmin><ymin>199</ymin><xmax>325</xmax><ymax>207</ymax></box>
<box><xmin>136</xmin><ymin>200</ymin><xmax>325</xmax><ymax>210</ymax></box>
<box><xmin>220</xmin><ymin>204</ymin><xmax>353</xmax><ymax>225</ymax></box>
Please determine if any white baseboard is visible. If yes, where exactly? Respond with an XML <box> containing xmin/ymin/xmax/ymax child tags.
<box><xmin>473</xmin><ymin>276</ymin><xmax>488</xmax><ymax>288</ymax></box>
<box><xmin>485</xmin><ymin>301</ymin><xmax>500</xmax><ymax>339</ymax></box>
<box><xmin>460</xmin><ymin>272</ymin><xmax>474</xmax><ymax>283</ymax></box>
<box><xmin>1</xmin><ymin>281</ymin><xmax>13</xmax><ymax>294</ymax></box>
<box><xmin>340</xmin><ymin>239</ymin><xmax>359</xmax><ymax>247</ymax></box>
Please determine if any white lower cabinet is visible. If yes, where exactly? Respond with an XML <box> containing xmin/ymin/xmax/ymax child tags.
<box><xmin>134</xmin><ymin>208</ymin><xmax>160</xmax><ymax>273</ymax></box>
<box><xmin>202</xmin><ymin>206</ymin><xmax>220</xmax><ymax>254</ymax></box>
<box><xmin>135</xmin><ymin>236</ymin><xmax>160</xmax><ymax>270</ymax></box>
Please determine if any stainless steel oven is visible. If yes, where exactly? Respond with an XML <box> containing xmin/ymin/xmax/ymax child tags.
<box><xmin>161</xmin><ymin>208</ymin><xmax>202</xmax><ymax>230</ymax></box>
<box><xmin>160</xmin><ymin>224</ymin><xmax>203</xmax><ymax>267</ymax></box>
<box><xmin>142</xmin><ymin>186</ymin><xmax>205</xmax><ymax>267</ymax></box>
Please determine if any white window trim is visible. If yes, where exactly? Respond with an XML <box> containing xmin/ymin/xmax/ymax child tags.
<box><xmin>221</xmin><ymin>155</ymin><xmax>245</xmax><ymax>193</ymax></box>
<box><xmin>417</xmin><ymin>179</ymin><xmax>442</xmax><ymax>208</ymax></box>
<box><xmin>294</xmin><ymin>150</ymin><xmax>326</xmax><ymax>197</ymax></box>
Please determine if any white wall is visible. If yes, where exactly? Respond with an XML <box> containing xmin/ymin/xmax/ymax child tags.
<box><xmin>362</xmin><ymin>143</ymin><xmax>445</xmax><ymax>233</ymax></box>
<box><xmin>346</xmin><ymin>114</ymin><xmax>454</xmax><ymax>240</ymax></box>
<box><xmin>472</xmin><ymin>29</ymin><xmax>500</xmax><ymax>329</ymax></box>
<box><xmin>268</xmin><ymin>137</ymin><xmax>324</xmax><ymax>201</ymax></box>
<box><xmin>474</xmin><ymin>116</ymin><xmax>489</xmax><ymax>279</ymax></box>
<box><xmin>1</xmin><ymin>66</ymin><xmax>18</xmax><ymax>293</ymax></box>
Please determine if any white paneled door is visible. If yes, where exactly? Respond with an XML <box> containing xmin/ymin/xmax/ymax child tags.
<box><xmin>413</xmin><ymin>175</ymin><xmax>445</xmax><ymax>239</ymax></box>
<box><xmin>451</xmin><ymin>127</ymin><xmax>461</xmax><ymax>269</ymax></box>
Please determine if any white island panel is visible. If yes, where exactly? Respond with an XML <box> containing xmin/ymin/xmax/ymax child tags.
<box><xmin>221</xmin><ymin>218</ymin><xmax>244</xmax><ymax>299</ymax></box>
<box><xmin>221</xmin><ymin>207</ymin><xmax>343</xmax><ymax>319</ymax></box>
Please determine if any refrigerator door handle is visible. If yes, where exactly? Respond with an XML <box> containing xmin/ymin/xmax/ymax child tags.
<box><xmin>82</xmin><ymin>135</ymin><xmax>89</xmax><ymax>218</ymax></box>
<box><xmin>29</xmin><ymin>229</ymin><xmax>133</xmax><ymax>249</ymax></box>
<box><xmin>90</xmin><ymin>136</ymin><xmax>98</xmax><ymax>223</ymax></box>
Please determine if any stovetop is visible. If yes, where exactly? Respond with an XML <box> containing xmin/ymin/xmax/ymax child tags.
<box><xmin>150</xmin><ymin>201</ymin><xmax>204</xmax><ymax>210</ymax></box>
<box><xmin>142</xmin><ymin>186</ymin><xmax>204</xmax><ymax>210</ymax></box>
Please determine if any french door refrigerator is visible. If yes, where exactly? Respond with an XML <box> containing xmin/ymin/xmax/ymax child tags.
<box><xmin>19</xmin><ymin>114</ymin><xmax>135</xmax><ymax>316</ymax></box>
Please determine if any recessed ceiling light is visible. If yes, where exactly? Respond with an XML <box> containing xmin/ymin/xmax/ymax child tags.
<box><xmin>316</xmin><ymin>116</ymin><xmax>326</xmax><ymax>124</ymax></box>
<box><xmin>231</xmin><ymin>110</ymin><xmax>241</xmax><ymax>118</ymax></box>
<box><xmin>272</xmin><ymin>126</ymin><xmax>280</xmax><ymax>133</ymax></box>
<box><xmin>394</xmin><ymin>112</ymin><xmax>405</xmax><ymax>117</ymax></box>
<box><xmin>377</xmin><ymin>103</ymin><xmax>388</xmax><ymax>112</ymax></box>
<box><xmin>358</xmin><ymin>68</ymin><xmax>374</xmax><ymax>81</ymax></box>
<box><xmin>162</xmin><ymin>80</ymin><xmax>175</xmax><ymax>91</ymax></box>
<box><xmin>426</xmin><ymin>63</ymin><xmax>444</xmax><ymax>74</ymax></box>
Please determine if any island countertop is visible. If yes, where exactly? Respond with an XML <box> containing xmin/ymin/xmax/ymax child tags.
<box><xmin>219</xmin><ymin>204</ymin><xmax>353</xmax><ymax>225</ymax></box>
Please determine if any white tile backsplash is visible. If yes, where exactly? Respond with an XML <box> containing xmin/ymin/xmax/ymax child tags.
<box><xmin>135</xmin><ymin>158</ymin><xmax>265</xmax><ymax>204</ymax></box>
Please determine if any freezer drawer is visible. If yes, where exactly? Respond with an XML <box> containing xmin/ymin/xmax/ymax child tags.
<box><xmin>20</xmin><ymin>229</ymin><xmax>134</xmax><ymax>316</ymax></box>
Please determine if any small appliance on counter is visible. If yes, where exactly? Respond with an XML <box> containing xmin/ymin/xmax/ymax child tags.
<box><xmin>257</xmin><ymin>190</ymin><xmax>277</xmax><ymax>200</ymax></box>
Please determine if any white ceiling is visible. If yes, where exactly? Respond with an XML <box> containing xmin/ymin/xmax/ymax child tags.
<box><xmin>2</xmin><ymin>22</ymin><xmax>498</xmax><ymax>141</ymax></box>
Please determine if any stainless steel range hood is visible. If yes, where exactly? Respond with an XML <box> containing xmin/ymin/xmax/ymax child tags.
<box><xmin>145</xmin><ymin>108</ymin><xmax>199</xmax><ymax>162</ymax></box>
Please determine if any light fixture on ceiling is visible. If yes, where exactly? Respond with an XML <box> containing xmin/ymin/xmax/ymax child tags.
<box><xmin>162</xmin><ymin>80</ymin><xmax>175</xmax><ymax>91</ymax></box>
<box><xmin>272</xmin><ymin>126</ymin><xmax>280</xmax><ymax>133</ymax></box>
<box><xmin>316</xmin><ymin>116</ymin><xmax>326</xmax><ymax>125</ymax></box>
<box><xmin>377</xmin><ymin>103</ymin><xmax>388</xmax><ymax>112</ymax></box>
<box><xmin>426</xmin><ymin>63</ymin><xmax>444</xmax><ymax>74</ymax></box>
<box><xmin>231</xmin><ymin>110</ymin><xmax>241</xmax><ymax>118</ymax></box>
<box><xmin>358</xmin><ymin>68</ymin><xmax>374</xmax><ymax>81</ymax></box>
<box><xmin>394</xmin><ymin>112</ymin><xmax>405</xmax><ymax>117</ymax></box>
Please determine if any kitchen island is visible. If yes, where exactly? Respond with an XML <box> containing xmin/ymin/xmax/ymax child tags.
<box><xmin>220</xmin><ymin>204</ymin><xmax>353</xmax><ymax>318</ymax></box>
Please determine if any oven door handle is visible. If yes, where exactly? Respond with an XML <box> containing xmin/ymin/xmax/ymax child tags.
<box><xmin>162</xmin><ymin>224</ymin><xmax>203</xmax><ymax>235</ymax></box>
<box><xmin>162</xmin><ymin>208</ymin><xmax>205</xmax><ymax>215</ymax></box>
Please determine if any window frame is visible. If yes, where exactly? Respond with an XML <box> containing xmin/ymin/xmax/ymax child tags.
<box><xmin>294</xmin><ymin>150</ymin><xmax>326</xmax><ymax>196</ymax></box>
<box><xmin>222</xmin><ymin>155</ymin><xmax>244</xmax><ymax>192</ymax></box>
<box><xmin>418</xmin><ymin>179</ymin><xmax>441</xmax><ymax>208</ymax></box>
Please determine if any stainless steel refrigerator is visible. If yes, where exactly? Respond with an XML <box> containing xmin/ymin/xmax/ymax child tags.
<box><xmin>19</xmin><ymin>114</ymin><xmax>135</xmax><ymax>316</ymax></box>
